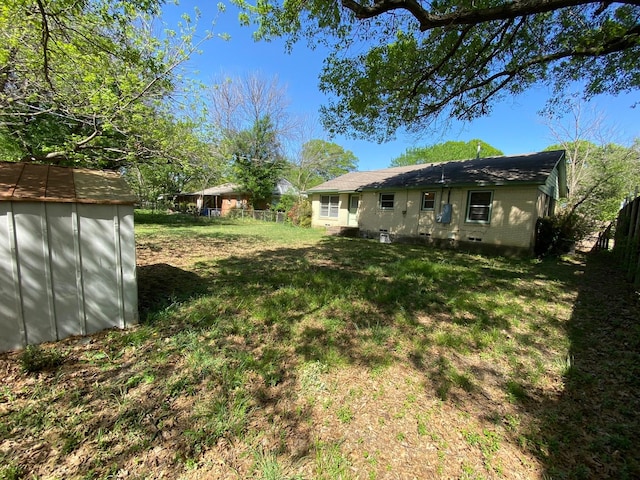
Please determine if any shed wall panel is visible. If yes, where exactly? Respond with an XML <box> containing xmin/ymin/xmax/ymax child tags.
<box><xmin>46</xmin><ymin>203</ymin><xmax>84</xmax><ymax>339</ymax></box>
<box><xmin>117</xmin><ymin>207</ymin><xmax>138</xmax><ymax>326</ymax></box>
<box><xmin>12</xmin><ymin>202</ymin><xmax>57</xmax><ymax>345</ymax></box>
<box><xmin>78</xmin><ymin>204</ymin><xmax>122</xmax><ymax>334</ymax></box>
<box><xmin>0</xmin><ymin>201</ymin><xmax>138</xmax><ymax>352</ymax></box>
<box><xmin>0</xmin><ymin>203</ymin><xmax>23</xmax><ymax>352</ymax></box>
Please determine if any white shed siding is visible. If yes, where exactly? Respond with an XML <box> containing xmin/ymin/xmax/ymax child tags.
<box><xmin>0</xmin><ymin>162</ymin><xmax>138</xmax><ymax>353</ymax></box>
<box><xmin>0</xmin><ymin>201</ymin><xmax>137</xmax><ymax>352</ymax></box>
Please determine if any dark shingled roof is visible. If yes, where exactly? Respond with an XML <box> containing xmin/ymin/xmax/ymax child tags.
<box><xmin>308</xmin><ymin>150</ymin><xmax>566</xmax><ymax>193</ymax></box>
<box><xmin>0</xmin><ymin>162</ymin><xmax>137</xmax><ymax>204</ymax></box>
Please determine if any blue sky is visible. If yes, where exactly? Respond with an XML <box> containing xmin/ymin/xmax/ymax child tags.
<box><xmin>162</xmin><ymin>1</ymin><xmax>640</xmax><ymax>171</ymax></box>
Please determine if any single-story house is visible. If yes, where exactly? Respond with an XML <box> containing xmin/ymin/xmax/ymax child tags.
<box><xmin>175</xmin><ymin>178</ymin><xmax>297</xmax><ymax>215</ymax></box>
<box><xmin>306</xmin><ymin>150</ymin><xmax>567</xmax><ymax>255</ymax></box>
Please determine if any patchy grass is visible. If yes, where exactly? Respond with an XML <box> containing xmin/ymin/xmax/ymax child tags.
<box><xmin>1</xmin><ymin>214</ymin><xmax>638</xmax><ymax>479</ymax></box>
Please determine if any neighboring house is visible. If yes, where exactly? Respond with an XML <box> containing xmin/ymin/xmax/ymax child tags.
<box><xmin>176</xmin><ymin>179</ymin><xmax>297</xmax><ymax>215</ymax></box>
<box><xmin>306</xmin><ymin>150</ymin><xmax>567</xmax><ymax>255</ymax></box>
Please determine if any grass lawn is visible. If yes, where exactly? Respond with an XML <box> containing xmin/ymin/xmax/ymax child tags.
<box><xmin>1</xmin><ymin>212</ymin><xmax>638</xmax><ymax>479</ymax></box>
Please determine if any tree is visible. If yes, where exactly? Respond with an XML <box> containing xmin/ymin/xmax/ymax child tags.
<box><xmin>207</xmin><ymin>72</ymin><xmax>299</xmax><ymax>151</ymax></box>
<box><xmin>234</xmin><ymin>0</ymin><xmax>640</xmax><ymax>142</ymax></box>
<box><xmin>543</xmin><ymin>99</ymin><xmax>640</xmax><ymax>231</ymax></box>
<box><xmin>228</xmin><ymin>116</ymin><xmax>287</xmax><ymax>208</ymax></box>
<box><xmin>390</xmin><ymin>140</ymin><xmax>503</xmax><ymax>167</ymax></box>
<box><xmin>0</xmin><ymin>0</ymin><xmax>212</xmax><ymax>168</ymax></box>
<box><xmin>547</xmin><ymin>140</ymin><xmax>640</xmax><ymax>223</ymax></box>
<box><xmin>123</xmin><ymin>117</ymin><xmax>215</xmax><ymax>209</ymax></box>
<box><xmin>287</xmin><ymin>139</ymin><xmax>357</xmax><ymax>191</ymax></box>
<box><xmin>206</xmin><ymin>73</ymin><xmax>301</xmax><ymax>206</ymax></box>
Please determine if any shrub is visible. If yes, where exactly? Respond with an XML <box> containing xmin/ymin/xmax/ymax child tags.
<box><xmin>18</xmin><ymin>345</ymin><xmax>65</xmax><ymax>373</ymax></box>
<box><xmin>535</xmin><ymin>211</ymin><xmax>593</xmax><ymax>256</ymax></box>
<box><xmin>273</xmin><ymin>193</ymin><xmax>297</xmax><ymax>213</ymax></box>
<box><xmin>287</xmin><ymin>198</ymin><xmax>312</xmax><ymax>227</ymax></box>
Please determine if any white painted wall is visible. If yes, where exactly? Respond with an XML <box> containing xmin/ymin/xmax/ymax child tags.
<box><xmin>0</xmin><ymin>201</ymin><xmax>138</xmax><ymax>352</ymax></box>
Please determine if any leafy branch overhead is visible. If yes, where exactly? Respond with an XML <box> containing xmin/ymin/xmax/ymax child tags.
<box><xmin>236</xmin><ymin>0</ymin><xmax>640</xmax><ymax>141</ymax></box>
<box><xmin>0</xmin><ymin>0</ymin><xmax>213</xmax><ymax>168</ymax></box>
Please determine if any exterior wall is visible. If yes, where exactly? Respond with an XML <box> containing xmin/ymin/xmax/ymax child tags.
<box><xmin>311</xmin><ymin>193</ymin><xmax>350</xmax><ymax>228</ymax></box>
<box><xmin>356</xmin><ymin>186</ymin><xmax>542</xmax><ymax>250</ymax></box>
<box><xmin>0</xmin><ymin>201</ymin><xmax>138</xmax><ymax>352</ymax></box>
<box><xmin>311</xmin><ymin>186</ymin><xmax>545</xmax><ymax>251</ymax></box>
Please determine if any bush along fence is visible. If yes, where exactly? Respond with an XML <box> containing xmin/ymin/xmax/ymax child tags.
<box><xmin>612</xmin><ymin>190</ymin><xmax>640</xmax><ymax>287</ymax></box>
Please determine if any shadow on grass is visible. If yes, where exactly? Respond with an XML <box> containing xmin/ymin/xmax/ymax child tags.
<box><xmin>185</xmin><ymin>236</ymin><xmax>569</xmax><ymax>370</ymax></box>
<box><xmin>527</xmin><ymin>251</ymin><xmax>640</xmax><ymax>479</ymax></box>
<box><xmin>11</xmin><ymin>232</ymin><xmax>632</xmax><ymax>478</ymax></box>
<box><xmin>137</xmin><ymin>263</ymin><xmax>208</xmax><ymax>318</ymax></box>
<box><xmin>132</xmin><ymin>235</ymin><xmax>638</xmax><ymax>478</ymax></box>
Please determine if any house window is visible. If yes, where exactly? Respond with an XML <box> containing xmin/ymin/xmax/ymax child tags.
<box><xmin>380</xmin><ymin>193</ymin><xmax>395</xmax><ymax>210</ymax></box>
<box><xmin>466</xmin><ymin>191</ymin><xmax>493</xmax><ymax>223</ymax></box>
<box><xmin>421</xmin><ymin>191</ymin><xmax>436</xmax><ymax>210</ymax></box>
<box><xmin>320</xmin><ymin>195</ymin><xmax>339</xmax><ymax>218</ymax></box>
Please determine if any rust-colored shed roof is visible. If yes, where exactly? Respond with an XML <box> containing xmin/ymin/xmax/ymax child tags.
<box><xmin>0</xmin><ymin>162</ymin><xmax>137</xmax><ymax>205</ymax></box>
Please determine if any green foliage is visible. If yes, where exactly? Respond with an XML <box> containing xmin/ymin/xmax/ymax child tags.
<box><xmin>286</xmin><ymin>198</ymin><xmax>312</xmax><ymax>227</ymax></box>
<box><xmin>391</xmin><ymin>140</ymin><xmax>503</xmax><ymax>167</ymax></box>
<box><xmin>273</xmin><ymin>193</ymin><xmax>297</xmax><ymax>212</ymax></box>
<box><xmin>0</xmin><ymin>460</ymin><xmax>23</xmax><ymax>480</ymax></box>
<box><xmin>288</xmin><ymin>139</ymin><xmax>358</xmax><ymax>191</ymax></box>
<box><xmin>0</xmin><ymin>0</ymin><xmax>210</xmax><ymax>169</ymax></box>
<box><xmin>546</xmin><ymin>139</ymin><xmax>640</xmax><ymax>224</ymax></box>
<box><xmin>535</xmin><ymin>212</ymin><xmax>592</xmax><ymax>257</ymax></box>
<box><xmin>229</xmin><ymin>116</ymin><xmax>286</xmax><ymax>208</ymax></box>
<box><xmin>233</xmin><ymin>0</ymin><xmax>640</xmax><ymax>141</ymax></box>
<box><xmin>18</xmin><ymin>345</ymin><xmax>65</xmax><ymax>373</ymax></box>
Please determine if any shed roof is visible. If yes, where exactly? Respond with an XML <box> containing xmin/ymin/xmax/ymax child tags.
<box><xmin>0</xmin><ymin>162</ymin><xmax>137</xmax><ymax>204</ymax></box>
<box><xmin>307</xmin><ymin>150</ymin><xmax>567</xmax><ymax>195</ymax></box>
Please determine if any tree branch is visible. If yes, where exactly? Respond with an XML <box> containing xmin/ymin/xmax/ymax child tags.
<box><xmin>341</xmin><ymin>0</ymin><xmax>640</xmax><ymax>31</ymax></box>
<box><xmin>410</xmin><ymin>22</ymin><xmax>640</xmax><ymax>122</ymax></box>
<box><xmin>36</xmin><ymin>0</ymin><xmax>54</xmax><ymax>90</ymax></box>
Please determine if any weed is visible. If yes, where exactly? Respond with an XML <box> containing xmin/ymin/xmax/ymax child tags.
<box><xmin>252</xmin><ymin>447</ymin><xmax>284</xmax><ymax>480</ymax></box>
<box><xmin>432</xmin><ymin>356</ymin><xmax>475</xmax><ymax>400</ymax></box>
<box><xmin>336</xmin><ymin>406</ymin><xmax>354</xmax><ymax>424</ymax></box>
<box><xmin>0</xmin><ymin>460</ymin><xmax>23</xmax><ymax>480</ymax></box>
<box><xmin>18</xmin><ymin>345</ymin><xmax>65</xmax><ymax>373</ymax></box>
<box><xmin>299</xmin><ymin>361</ymin><xmax>328</xmax><ymax>392</ymax></box>
<box><xmin>314</xmin><ymin>440</ymin><xmax>353</xmax><ymax>480</ymax></box>
<box><xmin>505</xmin><ymin>380</ymin><xmax>528</xmax><ymax>403</ymax></box>
<box><xmin>504</xmin><ymin>414</ymin><xmax>521</xmax><ymax>431</ymax></box>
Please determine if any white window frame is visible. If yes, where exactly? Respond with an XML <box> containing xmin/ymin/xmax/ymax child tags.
<box><xmin>421</xmin><ymin>191</ymin><xmax>436</xmax><ymax>211</ymax></box>
<box><xmin>320</xmin><ymin>195</ymin><xmax>340</xmax><ymax>218</ymax></box>
<box><xmin>466</xmin><ymin>190</ymin><xmax>493</xmax><ymax>223</ymax></box>
<box><xmin>379</xmin><ymin>193</ymin><xmax>395</xmax><ymax>210</ymax></box>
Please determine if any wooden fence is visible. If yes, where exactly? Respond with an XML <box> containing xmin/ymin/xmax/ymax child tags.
<box><xmin>612</xmin><ymin>192</ymin><xmax>640</xmax><ymax>287</ymax></box>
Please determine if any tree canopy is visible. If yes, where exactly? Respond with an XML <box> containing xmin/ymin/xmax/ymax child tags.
<box><xmin>229</xmin><ymin>116</ymin><xmax>287</xmax><ymax>208</ymax></box>
<box><xmin>287</xmin><ymin>139</ymin><xmax>357</xmax><ymax>191</ymax></box>
<box><xmin>234</xmin><ymin>0</ymin><xmax>640</xmax><ymax>142</ymax></box>
<box><xmin>0</xmin><ymin>0</ymin><xmax>210</xmax><ymax>169</ymax></box>
<box><xmin>546</xmin><ymin>140</ymin><xmax>640</xmax><ymax>223</ymax></box>
<box><xmin>390</xmin><ymin>139</ymin><xmax>503</xmax><ymax>166</ymax></box>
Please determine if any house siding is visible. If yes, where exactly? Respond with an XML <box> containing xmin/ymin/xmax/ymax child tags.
<box><xmin>318</xmin><ymin>185</ymin><xmax>542</xmax><ymax>250</ymax></box>
<box><xmin>307</xmin><ymin>151</ymin><xmax>566</xmax><ymax>255</ymax></box>
<box><xmin>311</xmin><ymin>193</ymin><xmax>350</xmax><ymax>227</ymax></box>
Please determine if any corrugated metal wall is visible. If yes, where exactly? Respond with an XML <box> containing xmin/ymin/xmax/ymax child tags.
<box><xmin>0</xmin><ymin>201</ymin><xmax>138</xmax><ymax>352</ymax></box>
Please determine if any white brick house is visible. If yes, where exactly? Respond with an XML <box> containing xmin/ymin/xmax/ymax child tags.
<box><xmin>306</xmin><ymin>151</ymin><xmax>568</xmax><ymax>255</ymax></box>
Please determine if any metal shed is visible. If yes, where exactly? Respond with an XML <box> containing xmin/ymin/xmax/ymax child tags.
<box><xmin>0</xmin><ymin>162</ymin><xmax>138</xmax><ymax>352</ymax></box>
